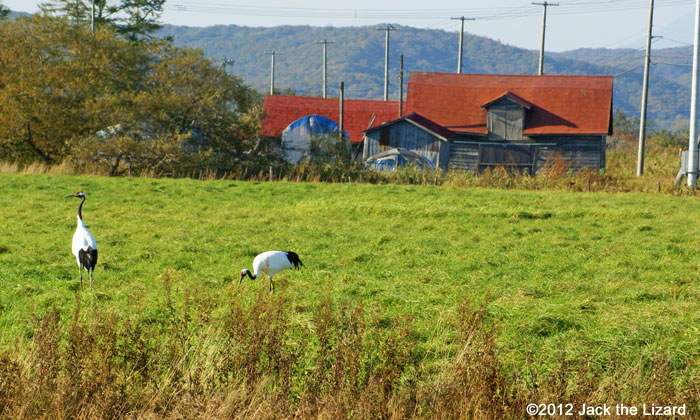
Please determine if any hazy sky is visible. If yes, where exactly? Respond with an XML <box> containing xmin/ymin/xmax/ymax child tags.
<box><xmin>5</xmin><ymin>0</ymin><xmax>697</xmax><ymax>51</ymax></box>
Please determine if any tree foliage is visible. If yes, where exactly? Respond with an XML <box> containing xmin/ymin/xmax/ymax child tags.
<box><xmin>613</xmin><ymin>110</ymin><xmax>640</xmax><ymax>136</ymax></box>
<box><xmin>39</xmin><ymin>0</ymin><xmax>165</xmax><ymax>41</ymax></box>
<box><xmin>0</xmin><ymin>2</ymin><xmax>9</xmax><ymax>20</ymax></box>
<box><xmin>0</xmin><ymin>15</ymin><xmax>265</xmax><ymax>175</ymax></box>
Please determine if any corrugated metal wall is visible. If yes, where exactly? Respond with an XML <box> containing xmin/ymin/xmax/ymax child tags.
<box><xmin>364</xmin><ymin>121</ymin><xmax>445</xmax><ymax>168</ymax></box>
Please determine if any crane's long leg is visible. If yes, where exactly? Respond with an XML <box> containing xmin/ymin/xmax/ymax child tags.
<box><xmin>89</xmin><ymin>270</ymin><xmax>93</xmax><ymax>291</ymax></box>
<box><xmin>269</xmin><ymin>276</ymin><xmax>274</xmax><ymax>292</ymax></box>
<box><xmin>79</xmin><ymin>264</ymin><xmax>83</xmax><ymax>289</ymax></box>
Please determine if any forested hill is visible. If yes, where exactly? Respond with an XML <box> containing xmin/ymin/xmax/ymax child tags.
<box><xmin>8</xmin><ymin>11</ymin><xmax>30</xmax><ymax>19</ymax></box>
<box><xmin>159</xmin><ymin>24</ymin><xmax>690</xmax><ymax>130</ymax></box>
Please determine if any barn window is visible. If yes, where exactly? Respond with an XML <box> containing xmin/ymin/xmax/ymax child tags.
<box><xmin>379</xmin><ymin>128</ymin><xmax>390</xmax><ymax>146</ymax></box>
<box><xmin>482</xmin><ymin>93</ymin><xmax>531</xmax><ymax>141</ymax></box>
<box><xmin>486</xmin><ymin>103</ymin><xmax>524</xmax><ymax>140</ymax></box>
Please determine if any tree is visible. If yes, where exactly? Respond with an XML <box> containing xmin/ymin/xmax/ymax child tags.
<box><xmin>613</xmin><ymin>110</ymin><xmax>640</xmax><ymax>137</ymax></box>
<box><xmin>650</xmin><ymin>128</ymin><xmax>688</xmax><ymax>149</ymax></box>
<box><xmin>0</xmin><ymin>2</ymin><xmax>10</xmax><ymax>20</ymax></box>
<box><xmin>39</xmin><ymin>0</ymin><xmax>165</xmax><ymax>41</ymax></box>
<box><xmin>39</xmin><ymin>0</ymin><xmax>90</xmax><ymax>26</ymax></box>
<box><xmin>0</xmin><ymin>14</ymin><xmax>263</xmax><ymax>175</ymax></box>
<box><xmin>116</xmin><ymin>0</ymin><xmax>166</xmax><ymax>42</ymax></box>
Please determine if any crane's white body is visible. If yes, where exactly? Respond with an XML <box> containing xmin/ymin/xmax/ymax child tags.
<box><xmin>67</xmin><ymin>191</ymin><xmax>98</xmax><ymax>289</ymax></box>
<box><xmin>240</xmin><ymin>250</ymin><xmax>303</xmax><ymax>291</ymax></box>
<box><xmin>252</xmin><ymin>250</ymin><xmax>295</xmax><ymax>279</ymax></box>
<box><xmin>72</xmin><ymin>218</ymin><xmax>97</xmax><ymax>270</ymax></box>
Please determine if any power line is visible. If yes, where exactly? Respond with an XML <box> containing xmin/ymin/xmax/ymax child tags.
<box><xmin>653</xmin><ymin>60</ymin><xmax>694</xmax><ymax>66</ymax></box>
<box><xmin>612</xmin><ymin>59</ymin><xmax>685</xmax><ymax>77</ymax></box>
<box><xmin>164</xmin><ymin>0</ymin><xmax>694</xmax><ymax>20</ymax></box>
<box><xmin>614</xmin><ymin>64</ymin><xmax>644</xmax><ymax>77</ymax></box>
<box><xmin>598</xmin><ymin>37</ymin><xmax>663</xmax><ymax>68</ymax></box>
<box><xmin>601</xmin><ymin>29</ymin><xmax>648</xmax><ymax>48</ymax></box>
<box><xmin>599</xmin><ymin>46</ymin><xmax>646</xmax><ymax>67</ymax></box>
<box><xmin>659</xmin><ymin>36</ymin><xmax>694</xmax><ymax>45</ymax></box>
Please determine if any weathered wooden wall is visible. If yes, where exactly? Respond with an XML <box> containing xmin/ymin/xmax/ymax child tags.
<box><xmin>531</xmin><ymin>137</ymin><xmax>606</xmax><ymax>172</ymax></box>
<box><xmin>447</xmin><ymin>135</ymin><xmax>606</xmax><ymax>173</ymax></box>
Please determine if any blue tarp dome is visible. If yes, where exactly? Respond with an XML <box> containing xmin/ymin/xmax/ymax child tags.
<box><xmin>281</xmin><ymin>115</ymin><xmax>349</xmax><ymax>164</ymax></box>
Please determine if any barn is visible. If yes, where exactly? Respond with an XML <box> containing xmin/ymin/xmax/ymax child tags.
<box><xmin>261</xmin><ymin>72</ymin><xmax>614</xmax><ymax>173</ymax></box>
<box><xmin>404</xmin><ymin>72</ymin><xmax>613</xmax><ymax>173</ymax></box>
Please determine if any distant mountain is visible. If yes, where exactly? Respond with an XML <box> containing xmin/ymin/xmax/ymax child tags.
<box><xmin>8</xmin><ymin>11</ymin><xmax>31</xmax><ymax>20</ymax></box>
<box><xmin>2</xmin><ymin>13</ymin><xmax>691</xmax><ymax>129</ymax></box>
<box><xmin>157</xmin><ymin>24</ymin><xmax>693</xmax><ymax>130</ymax></box>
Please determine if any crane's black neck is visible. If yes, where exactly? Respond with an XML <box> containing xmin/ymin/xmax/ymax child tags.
<box><xmin>246</xmin><ymin>271</ymin><xmax>257</xmax><ymax>280</ymax></box>
<box><xmin>77</xmin><ymin>196</ymin><xmax>86</xmax><ymax>221</ymax></box>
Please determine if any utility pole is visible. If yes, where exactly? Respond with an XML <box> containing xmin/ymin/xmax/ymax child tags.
<box><xmin>533</xmin><ymin>2</ymin><xmax>558</xmax><ymax>75</ymax></box>
<box><xmin>264</xmin><ymin>51</ymin><xmax>281</xmax><ymax>95</ymax></box>
<box><xmin>339</xmin><ymin>81</ymin><xmax>344</xmax><ymax>142</ymax></box>
<box><xmin>637</xmin><ymin>0</ymin><xmax>654</xmax><ymax>176</ymax></box>
<box><xmin>315</xmin><ymin>40</ymin><xmax>335</xmax><ymax>98</ymax></box>
<box><xmin>377</xmin><ymin>25</ymin><xmax>398</xmax><ymax>101</ymax></box>
<box><xmin>91</xmin><ymin>0</ymin><xmax>95</xmax><ymax>33</ymax></box>
<box><xmin>398</xmin><ymin>54</ymin><xmax>404</xmax><ymax>117</ymax></box>
<box><xmin>688</xmin><ymin>0</ymin><xmax>700</xmax><ymax>187</ymax></box>
<box><xmin>219</xmin><ymin>57</ymin><xmax>235</xmax><ymax>72</ymax></box>
<box><xmin>451</xmin><ymin>16</ymin><xmax>475</xmax><ymax>74</ymax></box>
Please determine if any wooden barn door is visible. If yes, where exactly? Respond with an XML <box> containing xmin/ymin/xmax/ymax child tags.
<box><xmin>477</xmin><ymin>144</ymin><xmax>533</xmax><ymax>174</ymax></box>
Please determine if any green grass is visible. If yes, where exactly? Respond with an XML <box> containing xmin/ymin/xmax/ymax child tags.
<box><xmin>2</xmin><ymin>172</ymin><xmax>700</xmax><ymax>378</ymax></box>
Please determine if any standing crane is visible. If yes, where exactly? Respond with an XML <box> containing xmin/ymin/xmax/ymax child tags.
<box><xmin>239</xmin><ymin>251</ymin><xmax>303</xmax><ymax>292</ymax></box>
<box><xmin>66</xmin><ymin>191</ymin><xmax>98</xmax><ymax>290</ymax></box>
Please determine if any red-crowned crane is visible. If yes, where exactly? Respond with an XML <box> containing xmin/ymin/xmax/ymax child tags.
<box><xmin>66</xmin><ymin>191</ymin><xmax>98</xmax><ymax>290</ymax></box>
<box><xmin>239</xmin><ymin>251</ymin><xmax>303</xmax><ymax>292</ymax></box>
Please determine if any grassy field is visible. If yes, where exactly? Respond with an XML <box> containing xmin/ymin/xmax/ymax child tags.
<box><xmin>2</xmin><ymin>172</ymin><xmax>700</xmax><ymax>417</ymax></box>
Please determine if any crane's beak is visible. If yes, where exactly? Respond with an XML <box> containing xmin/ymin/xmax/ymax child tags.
<box><xmin>65</xmin><ymin>193</ymin><xmax>76</xmax><ymax>198</ymax></box>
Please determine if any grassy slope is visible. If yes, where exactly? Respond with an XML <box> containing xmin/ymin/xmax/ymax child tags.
<box><xmin>2</xmin><ymin>173</ymin><xmax>700</xmax><ymax>377</ymax></box>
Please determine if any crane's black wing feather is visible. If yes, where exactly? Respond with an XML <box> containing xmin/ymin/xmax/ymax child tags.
<box><xmin>79</xmin><ymin>247</ymin><xmax>98</xmax><ymax>271</ymax></box>
<box><xmin>284</xmin><ymin>251</ymin><xmax>303</xmax><ymax>269</ymax></box>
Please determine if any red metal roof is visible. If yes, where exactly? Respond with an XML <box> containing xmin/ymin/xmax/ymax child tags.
<box><xmin>363</xmin><ymin>112</ymin><xmax>454</xmax><ymax>140</ymax></box>
<box><xmin>406</xmin><ymin>72</ymin><xmax>613</xmax><ymax>135</ymax></box>
<box><xmin>261</xmin><ymin>95</ymin><xmax>403</xmax><ymax>143</ymax></box>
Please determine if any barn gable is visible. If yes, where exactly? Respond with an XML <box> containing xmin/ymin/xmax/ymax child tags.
<box><xmin>481</xmin><ymin>91</ymin><xmax>533</xmax><ymax>141</ymax></box>
<box><xmin>362</xmin><ymin>113</ymin><xmax>453</xmax><ymax>170</ymax></box>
